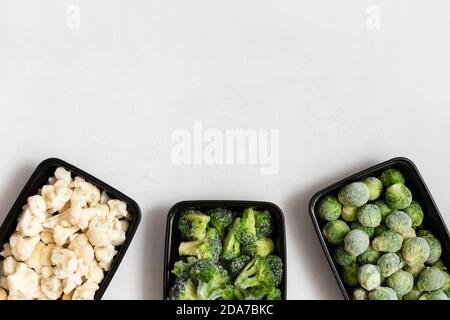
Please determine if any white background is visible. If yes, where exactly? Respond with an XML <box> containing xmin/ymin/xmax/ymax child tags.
<box><xmin>1</xmin><ymin>1</ymin><xmax>450</xmax><ymax>300</ymax></box>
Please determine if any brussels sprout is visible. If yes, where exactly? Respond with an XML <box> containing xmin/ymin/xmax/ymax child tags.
<box><xmin>338</xmin><ymin>182</ymin><xmax>370</xmax><ymax>208</ymax></box>
<box><xmin>377</xmin><ymin>253</ymin><xmax>404</xmax><ymax>277</ymax></box>
<box><xmin>374</xmin><ymin>200</ymin><xmax>393</xmax><ymax>222</ymax></box>
<box><xmin>363</xmin><ymin>177</ymin><xmax>383</xmax><ymax>201</ymax></box>
<box><xmin>417</xmin><ymin>267</ymin><xmax>445</xmax><ymax>292</ymax></box>
<box><xmin>404</xmin><ymin>201</ymin><xmax>424</xmax><ymax>227</ymax></box>
<box><xmin>341</xmin><ymin>206</ymin><xmax>358</xmax><ymax>222</ymax></box>
<box><xmin>400</xmin><ymin>227</ymin><xmax>416</xmax><ymax>240</ymax></box>
<box><xmin>417</xmin><ymin>229</ymin><xmax>433</xmax><ymax>237</ymax></box>
<box><xmin>318</xmin><ymin>195</ymin><xmax>342</xmax><ymax>222</ymax></box>
<box><xmin>372</xmin><ymin>231</ymin><xmax>403</xmax><ymax>253</ymax></box>
<box><xmin>404</xmin><ymin>263</ymin><xmax>426</xmax><ymax>280</ymax></box>
<box><xmin>403</xmin><ymin>287</ymin><xmax>422</xmax><ymax>300</ymax></box>
<box><xmin>344</xmin><ymin>230</ymin><xmax>370</xmax><ymax>256</ymax></box>
<box><xmin>343</xmin><ymin>264</ymin><xmax>359</xmax><ymax>287</ymax></box>
<box><xmin>401</xmin><ymin>237</ymin><xmax>431</xmax><ymax>266</ymax></box>
<box><xmin>352</xmin><ymin>287</ymin><xmax>368</xmax><ymax>300</ymax></box>
<box><xmin>387</xmin><ymin>270</ymin><xmax>414</xmax><ymax>296</ymax></box>
<box><xmin>351</xmin><ymin>222</ymin><xmax>375</xmax><ymax>239</ymax></box>
<box><xmin>419</xmin><ymin>290</ymin><xmax>448</xmax><ymax>300</ymax></box>
<box><xmin>368</xmin><ymin>287</ymin><xmax>398</xmax><ymax>300</ymax></box>
<box><xmin>432</xmin><ymin>260</ymin><xmax>447</xmax><ymax>272</ymax></box>
<box><xmin>358</xmin><ymin>264</ymin><xmax>381</xmax><ymax>291</ymax></box>
<box><xmin>441</xmin><ymin>271</ymin><xmax>450</xmax><ymax>292</ymax></box>
<box><xmin>374</xmin><ymin>224</ymin><xmax>389</xmax><ymax>237</ymax></box>
<box><xmin>385</xmin><ymin>211</ymin><xmax>412</xmax><ymax>235</ymax></box>
<box><xmin>357</xmin><ymin>204</ymin><xmax>382</xmax><ymax>228</ymax></box>
<box><xmin>358</xmin><ymin>245</ymin><xmax>381</xmax><ymax>265</ymax></box>
<box><xmin>385</xmin><ymin>183</ymin><xmax>412</xmax><ymax>210</ymax></box>
<box><xmin>333</xmin><ymin>246</ymin><xmax>357</xmax><ymax>267</ymax></box>
<box><xmin>380</xmin><ymin>169</ymin><xmax>405</xmax><ymax>187</ymax></box>
<box><xmin>323</xmin><ymin>220</ymin><xmax>350</xmax><ymax>245</ymax></box>
<box><xmin>422</xmin><ymin>235</ymin><xmax>442</xmax><ymax>265</ymax></box>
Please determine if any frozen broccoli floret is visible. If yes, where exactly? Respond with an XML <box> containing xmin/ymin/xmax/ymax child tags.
<box><xmin>255</xmin><ymin>210</ymin><xmax>274</xmax><ymax>238</ymax></box>
<box><xmin>235</xmin><ymin>255</ymin><xmax>283</xmax><ymax>290</ymax></box>
<box><xmin>222</xmin><ymin>218</ymin><xmax>241</xmax><ymax>260</ymax></box>
<box><xmin>170</xmin><ymin>274</ymin><xmax>198</xmax><ymax>300</ymax></box>
<box><xmin>179</xmin><ymin>228</ymin><xmax>222</xmax><ymax>263</ymax></box>
<box><xmin>178</xmin><ymin>210</ymin><xmax>211</xmax><ymax>240</ymax></box>
<box><xmin>228</xmin><ymin>255</ymin><xmax>251</xmax><ymax>279</ymax></box>
<box><xmin>171</xmin><ymin>257</ymin><xmax>199</xmax><ymax>276</ymax></box>
<box><xmin>236</xmin><ymin>208</ymin><xmax>257</xmax><ymax>248</ymax></box>
<box><xmin>189</xmin><ymin>260</ymin><xmax>230</xmax><ymax>300</ymax></box>
<box><xmin>208</xmin><ymin>208</ymin><xmax>234</xmax><ymax>238</ymax></box>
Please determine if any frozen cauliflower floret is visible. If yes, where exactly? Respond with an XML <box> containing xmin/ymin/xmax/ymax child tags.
<box><xmin>72</xmin><ymin>281</ymin><xmax>99</xmax><ymax>300</ymax></box>
<box><xmin>9</xmin><ymin>233</ymin><xmax>40</xmax><ymax>261</ymax></box>
<box><xmin>1</xmin><ymin>277</ymin><xmax>8</xmax><ymax>290</ymax></box>
<box><xmin>51</xmin><ymin>248</ymin><xmax>78</xmax><ymax>279</ymax></box>
<box><xmin>107</xmin><ymin>200</ymin><xmax>128</xmax><ymax>219</ymax></box>
<box><xmin>27</xmin><ymin>195</ymin><xmax>47</xmax><ymax>217</ymax></box>
<box><xmin>0</xmin><ymin>243</ymin><xmax>12</xmax><ymax>258</ymax></box>
<box><xmin>0</xmin><ymin>287</ymin><xmax>6</xmax><ymax>300</ymax></box>
<box><xmin>41</xmin><ymin>275</ymin><xmax>63</xmax><ymax>300</ymax></box>
<box><xmin>87</xmin><ymin>218</ymin><xmax>111</xmax><ymax>247</ymax></box>
<box><xmin>40</xmin><ymin>229</ymin><xmax>54</xmax><ymax>244</ymax></box>
<box><xmin>54</xmin><ymin>167</ymin><xmax>72</xmax><ymax>186</ymax></box>
<box><xmin>66</xmin><ymin>206</ymin><xmax>107</xmax><ymax>230</ymax></box>
<box><xmin>100</xmin><ymin>191</ymin><xmax>110</xmax><ymax>205</ymax></box>
<box><xmin>39</xmin><ymin>244</ymin><xmax>56</xmax><ymax>267</ymax></box>
<box><xmin>42</xmin><ymin>214</ymin><xmax>61</xmax><ymax>230</ymax></box>
<box><xmin>25</xmin><ymin>242</ymin><xmax>45</xmax><ymax>272</ymax></box>
<box><xmin>121</xmin><ymin>220</ymin><xmax>130</xmax><ymax>233</ymax></box>
<box><xmin>40</xmin><ymin>266</ymin><xmax>54</xmax><ymax>279</ymax></box>
<box><xmin>71</xmin><ymin>177</ymin><xmax>101</xmax><ymax>208</ymax></box>
<box><xmin>62</xmin><ymin>273</ymin><xmax>83</xmax><ymax>294</ymax></box>
<box><xmin>68</xmin><ymin>234</ymin><xmax>94</xmax><ymax>264</ymax></box>
<box><xmin>7</xmin><ymin>262</ymin><xmax>38</xmax><ymax>300</ymax></box>
<box><xmin>16</xmin><ymin>206</ymin><xmax>44</xmax><ymax>237</ymax></box>
<box><xmin>109</xmin><ymin>217</ymin><xmax>126</xmax><ymax>246</ymax></box>
<box><xmin>95</xmin><ymin>244</ymin><xmax>117</xmax><ymax>271</ymax></box>
<box><xmin>53</xmin><ymin>225</ymin><xmax>79</xmax><ymax>246</ymax></box>
<box><xmin>87</xmin><ymin>262</ymin><xmax>104</xmax><ymax>284</ymax></box>
<box><xmin>42</xmin><ymin>180</ymin><xmax>73</xmax><ymax>214</ymax></box>
<box><xmin>3</xmin><ymin>256</ymin><xmax>18</xmax><ymax>276</ymax></box>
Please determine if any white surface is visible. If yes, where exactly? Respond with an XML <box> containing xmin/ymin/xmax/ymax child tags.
<box><xmin>1</xmin><ymin>0</ymin><xmax>450</xmax><ymax>300</ymax></box>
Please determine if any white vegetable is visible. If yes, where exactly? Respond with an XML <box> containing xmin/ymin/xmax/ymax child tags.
<box><xmin>25</xmin><ymin>242</ymin><xmax>45</xmax><ymax>272</ymax></box>
<box><xmin>87</xmin><ymin>218</ymin><xmax>111</xmax><ymax>247</ymax></box>
<box><xmin>41</xmin><ymin>275</ymin><xmax>63</xmax><ymax>300</ymax></box>
<box><xmin>9</xmin><ymin>233</ymin><xmax>40</xmax><ymax>261</ymax></box>
<box><xmin>107</xmin><ymin>200</ymin><xmax>128</xmax><ymax>219</ymax></box>
<box><xmin>100</xmin><ymin>191</ymin><xmax>110</xmax><ymax>205</ymax></box>
<box><xmin>16</xmin><ymin>206</ymin><xmax>44</xmax><ymax>237</ymax></box>
<box><xmin>108</xmin><ymin>217</ymin><xmax>126</xmax><ymax>246</ymax></box>
<box><xmin>42</xmin><ymin>180</ymin><xmax>73</xmax><ymax>214</ymax></box>
<box><xmin>54</xmin><ymin>167</ymin><xmax>72</xmax><ymax>185</ymax></box>
<box><xmin>3</xmin><ymin>256</ymin><xmax>18</xmax><ymax>276</ymax></box>
<box><xmin>40</xmin><ymin>229</ymin><xmax>54</xmax><ymax>244</ymax></box>
<box><xmin>40</xmin><ymin>266</ymin><xmax>54</xmax><ymax>279</ymax></box>
<box><xmin>71</xmin><ymin>177</ymin><xmax>100</xmax><ymax>208</ymax></box>
<box><xmin>66</xmin><ymin>206</ymin><xmax>107</xmax><ymax>230</ymax></box>
<box><xmin>39</xmin><ymin>244</ymin><xmax>56</xmax><ymax>267</ymax></box>
<box><xmin>95</xmin><ymin>244</ymin><xmax>117</xmax><ymax>271</ymax></box>
<box><xmin>62</xmin><ymin>274</ymin><xmax>82</xmax><ymax>294</ymax></box>
<box><xmin>87</xmin><ymin>262</ymin><xmax>104</xmax><ymax>284</ymax></box>
<box><xmin>72</xmin><ymin>281</ymin><xmax>99</xmax><ymax>300</ymax></box>
<box><xmin>7</xmin><ymin>263</ymin><xmax>38</xmax><ymax>300</ymax></box>
<box><xmin>51</xmin><ymin>248</ymin><xmax>78</xmax><ymax>280</ymax></box>
<box><xmin>53</xmin><ymin>225</ymin><xmax>79</xmax><ymax>246</ymax></box>
<box><xmin>0</xmin><ymin>288</ymin><xmax>6</xmax><ymax>300</ymax></box>
<box><xmin>68</xmin><ymin>234</ymin><xmax>94</xmax><ymax>264</ymax></box>
<box><xmin>0</xmin><ymin>243</ymin><xmax>12</xmax><ymax>258</ymax></box>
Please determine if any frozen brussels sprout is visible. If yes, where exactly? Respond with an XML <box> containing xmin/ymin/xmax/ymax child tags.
<box><xmin>351</xmin><ymin>222</ymin><xmax>375</xmax><ymax>239</ymax></box>
<box><xmin>352</xmin><ymin>287</ymin><xmax>368</xmax><ymax>300</ymax></box>
<box><xmin>380</xmin><ymin>169</ymin><xmax>405</xmax><ymax>188</ymax></box>
<box><xmin>363</xmin><ymin>177</ymin><xmax>383</xmax><ymax>201</ymax></box>
<box><xmin>385</xmin><ymin>183</ymin><xmax>412</xmax><ymax>210</ymax></box>
<box><xmin>387</xmin><ymin>270</ymin><xmax>414</xmax><ymax>296</ymax></box>
<box><xmin>343</xmin><ymin>264</ymin><xmax>359</xmax><ymax>287</ymax></box>
<box><xmin>404</xmin><ymin>263</ymin><xmax>426</xmax><ymax>279</ymax></box>
<box><xmin>385</xmin><ymin>211</ymin><xmax>412</xmax><ymax>234</ymax></box>
<box><xmin>417</xmin><ymin>229</ymin><xmax>433</xmax><ymax>237</ymax></box>
<box><xmin>374</xmin><ymin>200</ymin><xmax>393</xmax><ymax>222</ymax></box>
<box><xmin>333</xmin><ymin>246</ymin><xmax>357</xmax><ymax>267</ymax></box>
<box><xmin>374</xmin><ymin>224</ymin><xmax>389</xmax><ymax>237</ymax></box>
<box><xmin>341</xmin><ymin>206</ymin><xmax>358</xmax><ymax>222</ymax></box>
<box><xmin>338</xmin><ymin>182</ymin><xmax>370</xmax><ymax>208</ymax></box>
<box><xmin>441</xmin><ymin>271</ymin><xmax>450</xmax><ymax>292</ymax></box>
<box><xmin>323</xmin><ymin>220</ymin><xmax>350</xmax><ymax>245</ymax></box>
<box><xmin>421</xmin><ymin>234</ymin><xmax>442</xmax><ymax>265</ymax></box>
<box><xmin>358</xmin><ymin>264</ymin><xmax>381</xmax><ymax>291</ymax></box>
<box><xmin>357</xmin><ymin>204</ymin><xmax>382</xmax><ymax>228</ymax></box>
<box><xmin>372</xmin><ymin>231</ymin><xmax>403</xmax><ymax>253</ymax></box>
<box><xmin>432</xmin><ymin>259</ymin><xmax>447</xmax><ymax>271</ymax></box>
<box><xmin>417</xmin><ymin>267</ymin><xmax>445</xmax><ymax>292</ymax></box>
<box><xmin>403</xmin><ymin>287</ymin><xmax>422</xmax><ymax>300</ymax></box>
<box><xmin>404</xmin><ymin>201</ymin><xmax>424</xmax><ymax>227</ymax></box>
<box><xmin>400</xmin><ymin>227</ymin><xmax>416</xmax><ymax>240</ymax></box>
<box><xmin>419</xmin><ymin>290</ymin><xmax>448</xmax><ymax>300</ymax></box>
<box><xmin>344</xmin><ymin>230</ymin><xmax>370</xmax><ymax>256</ymax></box>
<box><xmin>377</xmin><ymin>253</ymin><xmax>404</xmax><ymax>277</ymax></box>
<box><xmin>368</xmin><ymin>287</ymin><xmax>398</xmax><ymax>300</ymax></box>
<box><xmin>318</xmin><ymin>195</ymin><xmax>342</xmax><ymax>222</ymax></box>
<box><xmin>358</xmin><ymin>245</ymin><xmax>381</xmax><ymax>265</ymax></box>
<box><xmin>401</xmin><ymin>237</ymin><xmax>430</xmax><ymax>266</ymax></box>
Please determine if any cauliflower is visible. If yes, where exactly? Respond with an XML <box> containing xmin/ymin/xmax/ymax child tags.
<box><xmin>42</xmin><ymin>180</ymin><xmax>73</xmax><ymax>214</ymax></box>
<box><xmin>9</xmin><ymin>233</ymin><xmax>40</xmax><ymax>261</ymax></box>
<box><xmin>3</xmin><ymin>256</ymin><xmax>18</xmax><ymax>276</ymax></box>
<box><xmin>51</xmin><ymin>248</ymin><xmax>78</xmax><ymax>280</ymax></box>
<box><xmin>16</xmin><ymin>206</ymin><xmax>44</xmax><ymax>237</ymax></box>
<box><xmin>87</xmin><ymin>262</ymin><xmax>104</xmax><ymax>284</ymax></box>
<box><xmin>53</xmin><ymin>225</ymin><xmax>79</xmax><ymax>246</ymax></box>
<box><xmin>39</xmin><ymin>244</ymin><xmax>56</xmax><ymax>267</ymax></box>
<box><xmin>109</xmin><ymin>217</ymin><xmax>126</xmax><ymax>246</ymax></box>
<box><xmin>27</xmin><ymin>195</ymin><xmax>47</xmax><ymax>216</ymax></box>
<box><xmin>0</xmin><ymin>243</ymin><xmax>12</xmax><ymax>258</ymax></box>
<box><xmin>0</xmin><ymin>288</ymin><xmax>6</xmax><ymax>300</ymax></box>
<box><xmin>71</xmin><ymin>177</ymin><xmax>100</xmax><ymax>208</ymax></box>
<box><xmin>68</xmin><ymin>234</ymin><xmax>94</xmax><ymax>264</ymax></box>
<box><xmin>40</xmin><ymin>229</ymin><xmax>54</xmax><ymax>244</ymax></box>
<box><xmin>66</xmin><ymin>206</ymin><xmax>107</xmax><ymax>230</ymax></box>
<box><xmin>40</xmin><ymin>266</ymin><xmax>54</xmax><ymax>279</ymax></box>
<box><xmin>41</xmin><ymin>275</ymin><xmax>63</xmax><ymax>300</ymax></box>
<box><xmin>121</xmin><ymin>220</ymin><xmax>130</xmax><ymax>233</ymax></box>
<box><xmin>95</xmin><ymin>244</ymin><xmax>117</xmax><ymax>271</ymax></box>
<box><xmin>87</xmin><ymin>218</ymin><xmax>111</xmax><ymax>247</ymax></box>
<box><xmin>100</xmin><ymin>191</ymin><xmax>110</xmax><ymax>205</ymax></box>
<box><xmin>107</xmin><ymin>200</ymin><xmax>128</xmax><ymax>219</ymax></box>
<box><xmin>25</xmin><ymin>242</ymin><xmax>45</xmax><ymax>272</ymax></box>
<box><xmin>54</xmin><ymin>167</ymin><xmax>72</xmax><ymax>185</ymax></box>
<box><xmin>72</xmin><ymin>281</ymin><xmax>99</xmax><ymax>300</ymax></box>
<box><xmin>42</xmin><ymin>214</ymin><xmax>61</xmax><ymax>230</ymax></box>
<box><xmin>62</xmin><ymin>274</ymin><xmax>83</xmax><ymax>294</ymax></box>
<box><xmin>7</xmin><ymin>263</ymin><xmax>38</xmax><ymax>300</ymax></box>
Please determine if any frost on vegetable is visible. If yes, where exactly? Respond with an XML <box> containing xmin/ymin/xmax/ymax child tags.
<box><xmin>344</xmin><ymin>230</ymin><xmax>369</xmax><ymax>256</ymax></box>
<box><xmin>357</xmin><ymin>204</ymin><xmax>382</xmax><ymax>228</ymax></box>
<box><xmin>338</xmin><ymin>182</ymin><xmax>370</xmax><ymax>208</ymax></box>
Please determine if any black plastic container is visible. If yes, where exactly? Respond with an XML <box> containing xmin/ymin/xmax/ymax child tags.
<box><xmin>309</xmin><ymin>157</ymin><xmax>450</xmax><ymax>300</ymax></box>
<box><xmin>0</xmin><ymin>158</ymin><xmax>142</xmax><ymax>300</ymax></box>
<box><xmin>164</xmin><ymin>200</ymin><xmax>287</xmax><ymax>300</ymax></box>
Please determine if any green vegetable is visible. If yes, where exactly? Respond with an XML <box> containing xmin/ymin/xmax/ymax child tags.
<box><xmin>386</xmin><ymin>270</ymin><xmax>414</xmax><ymax>297</ymax></box>
<box><xmin>236</xmin><ymin>208</ymin><xmax>257</xmax><ymax>250</ymax></box>
<box><xmin>419</xmin><ymin>290</ymin><xmax>448</xmax><ymax>300</ymax></box>
<box><xmin>179</xmin><ymin>228</ymin><xmax>222</xmax><ymax>263</ymax></box>
<box><xmin>385</xmin><ymin>183</ymin><xmax>412</xmax><ymax>210</ymax></box>
<box><xmin>380</xmin><ymin>169</ymin><xmax>405</xmax><ymax>187</ymax></box>
<box><xmin>341</xmin><ymin>206</ymin><xmax>358</xmax><ymax>222</ymax></box>
<box><xmin>228</xmin><ymin>255</ymin><xmax>251</xmax><ymax>280</ymax></box>
<box><xmin>318</xmin><ymin>196</ymin><xmax>342</xmax><ymax>222</ymax></box>
<box><xmin>358</xmin><ymin>245</ymin><xmax>381</xmax><ymax>265</ymax></box>
<box><xmin>178</xmin><ymin>210</ymin><xmax>211</xmax><ymax>240</ymax></box>
<box><xmin>255</xmin><ymin>210</ymin><xmax>274</xmax><ymax>238</ymax></box>
<box><xmin>401</xmin><ymin>237</ymin><xmax>430</xmax><ymax>266</ymax></box>
<box><xmin>266</xmin><ymin>287</ymin><xmax>282</xmax><ymax>300</ymax></box>
<box><xmin>342</xmin><ymin>264</ymin><xmax>359</xmax><ymax>287</ymax></box>
<box><xmin>372</xmin><ymin>231</ymin><xmax>403</xmax><ymax>253</ymax></box>
<box><xmin>368</xmin><ymin>287</ymin><xmax>398</xmax><ymax>300</ymax></box>
<box><xmin>377</xmin><ymin>253</ymin><xmax>404</xmax><ymax>278</ymax></box>
<box><xmin>351</xmin><ymin>222</ymin><xmax>375</xmax><ymax>239</ymax></box>
<box><xmin>385</xmin><ymin>211</ymin><xmax>412</xmax><ymax>234</ymax></box>
<box><xmin>334</xmin><ymin>246</ymin><xmax>357</xmax><ymax>267</ymax></box>
<box><xmin>357</xmin><ymin>204</ymin><xmax>382</xmax><ymax>228</ymax></box>
<box><xmin>170</xmin><ymin>274</ymin><xmax>199</xmax><ymax>300</ymax></box>
<box><xmin>374</xmin><ymin>200</ymin><xmax>393</xmax><ymax>221</ymax></box>
<box><xmin>417</xmin><ymin>267</ymin><xmax>445</xmax><ymax>292</ymax></box>
<box><xmin>404</xmin><ymin>201</ymin><xmax>424</xmax><ymax>227</ymax></box>
<box><xmin>404</xmin><ymin>263</ymin><xmax>425</xmax><ymax>280</ymax></box>
<box><xmin>222</xmin><ymin>218</ymin><xmax>241</xmax><ymax>260</ymax></box>
<box><xmin>208</xmin><ymin>208</ymin><xmax>234</xmax><ymax>238</ymax></box>
<box><xmin>323</xmin><ymin>220</ymin><xmax>350</xmax><ymax>245</ymax></box>
<box><xmin>338</xmin><ymin>182</ymin><xmax>370</xmax><ymax>208</ymax></box>
<box><xmin>344</xmin><ymin>230</ymin><xmax>370</xmax><ymax>256</ymax></box>
<box><xmin>189</xmin><ymin>260</ymin><xmax>230</xmax><ymax>300</ymax></box>
<box><xmin>352</xmin><ymin>287</ymin><xmax>368</xmax><ymax>300</ymax></box>
<box><xmin>172</xmin><ymin>257</ymin><xmax>199</xmax><ymax>276</ymax></box>
<box><xmin>235</xmin><ymin>255</ymin><xmax>283</xmax><ymax>290</ymax></box>
<box><xmin>374</xmin><ymin>224</ymin><xmax>389</xmax><ymax>237</ymax></box>
<box><xmin>358</xmin><ymin>264</ymin><xmax>381</xmax><ymax>291</ymax></box>
<box><xmin>254</xmin><ymin>237</ymin><xmax>275</xmax><ymax>257</ymax></box>
<box><xmin>421</xmin><ymin>234</ymin><xmax>442</xmax><ymax>265</ymax></box>
<box><xmin>363</xmin><ymin>177</ymin><xmax>383</xmax><ymax>201</ymax></box>
<box><xmin>403</xmin><ymin>287</ymin><xmax>422</xmax><ymax>300</ymax></box>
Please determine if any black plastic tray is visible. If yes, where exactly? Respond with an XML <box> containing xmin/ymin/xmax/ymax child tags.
<box><xmin>0</xmin><ymin>158</ymin><xmax>142</xmax><ymax>300</ymax></box>
<box><xmin>309</xmin><ymin>157</ymin><xmax>450</xmax><ymax>300</ymax></box>
<box><xmin>163</xmin><ymin>200</ymin><xmax>287</xmax><ymax>300</ymax></box>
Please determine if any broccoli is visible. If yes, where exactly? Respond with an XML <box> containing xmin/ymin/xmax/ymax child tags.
<box><xmin>266</xmin><ymin>287</ymin><xmax>282</xmax><ymax>300</ymax></box>
<box><xmin>228</xmin><ymin>255</ymin><xmax>251</xmax><ymax>279</ymax></box>
<box><xmin>222</xmin><ymin>218</ymin><xmax>241</xmax><ymax>260</ymax></box>
<box><xmin>234</xmin><ymin>255</ymin><xmax>283</xmax><ymax>290</ymax></box>
<box><xmin>178</xmin><ymin>210</ymin><xmax>211</xmax><ymax>240</ymax></box>
<box><xmin>208</xmin><ymin>208</ymin><xmax>234</xmax><ymax>238</ymax></box>
<box><xmin>179</xmin><ymin>228</ymin><xmax>222</xmax><ymax>263</ymax></box>
<box><xmin>241</xmin><ymin>237</ymin><xmax>275</xmax><ymax>258</ymax></box>
<box><xmin>236</xmin><ymin>208</ymin><xmax>257</xmax><ymax>257</ymax></box>
<box><xmin>171</xmin><ymin>257</ymin><xmax>199</xmax><ymax>276</ymax></box>
<box><xmin>241</xmin><ymin>286</ymin><xmax>269</xmax><ymax>300</ymax></box>
<box><xmin>189</xmin><ymin>260</ymin><xmax>230</xmax><ymax>300</ymax></box>
<box><xmin>255</xmin><ymin>210</ymin><xmax>274</xmax><ymax>238</ymax></box>
<box><xmin>169</xmin><ymin>274</ymin><xmax>198</xmax><ymax>300</ymax></box>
